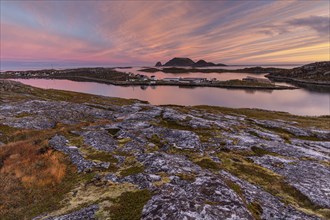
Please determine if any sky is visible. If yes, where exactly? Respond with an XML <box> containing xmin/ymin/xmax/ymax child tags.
<box><xmin>0</xmin><ymin>0</ymin><xmax>329</xmax><ymax>69</ymax></box>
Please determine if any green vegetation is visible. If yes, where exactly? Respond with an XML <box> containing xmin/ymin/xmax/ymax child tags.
<box><xmin>84</xmin><ymin>148</ymin><xmax>118</xmax><ymax>164</ymax></box>
<box><xmin>195</xmin><ymin>158</ymin><xmax>220</xmax><ymax>171</ymax></box>
<box><xmin>15</xmin><ymin>112</ymin><xmax>33</xmax><ymax>118</ymax></box>
<box><xmin>247</xmin><ymin>201</ymin><xmax>263</xmax><ymax>220</ymax></box>
<box><xmin>192</xmin><ymin>106</ymin><xmax>330</xmax><ymax>130</ymax></box>
<box><xmin>221</xmin><ymin>79</ymin><xmax>274</xmax><ymax>87</ymax></box>
<box><xmin>107</xmin><ymin>128</ymin><xmax>121</xmax><ymax>136</ymax></box>
<box><xmin>176</xmin><ymin>173</ymin><xmax>196</xmax><ymax>182</ymax></box>
<box><xmin>108</xmin><ymin>190</ymin><xmax>152</xmax><ymax>220</ymax></box>
<box><xmin>148</xmin><ymin>134</ymin><xmax>163</xmax><ymax>146</ymax></box>
<box><xmin>120</xmin><ymin>165</ymin><xmax>145</xmax><ymax>177</ymax></box>
<box><xmin>250</xmin><ymin>146</ymin><xmax>277</xmax><ymax>157</ymax></box>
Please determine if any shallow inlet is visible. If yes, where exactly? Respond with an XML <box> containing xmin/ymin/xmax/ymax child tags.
<box><xmin>11</xmin><ymin>78</ymin><xmax>330</xmax><ymax>116</ymax></box>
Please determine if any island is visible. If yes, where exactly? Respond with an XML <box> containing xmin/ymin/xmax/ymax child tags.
<box><xmin>155</xmin><ymin>57</ymin><xmax>227</xmax><ymax>67</ymax></box>
<box><xmin>141</xmin><ymin>61</ymin><xmax>330</xmax><ymax>87</ymax></box>
<box><xmin>1</xmin><ymin>79</ymin><xmax>329</xmax><ymax>219</ymax></box>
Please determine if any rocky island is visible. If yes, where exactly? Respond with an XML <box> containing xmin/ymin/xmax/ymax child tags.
<box><xmin>155</xmin><ymin>57</ymin><xmax>227</xmax><ymax>67</ymax></box>
<box><xmin>142</xmin><ymin>61</ymin><xmax>330</xmax><ymax>87</ymax></box>
<box><xmin>0</xmin><ymin>80</ymin><xmax>329</xmax><ymax>219</ymax></box>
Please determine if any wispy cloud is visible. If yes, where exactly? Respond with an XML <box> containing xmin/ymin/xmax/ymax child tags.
<box><xmin>287</xmin><ymin>16</ymin><xmax>330</xmax><ymax>36</ymax></box>
<box><xmin>0</xmin><ymin>0</ymin><xmax>329</xmax><ymax>65</ymax></box>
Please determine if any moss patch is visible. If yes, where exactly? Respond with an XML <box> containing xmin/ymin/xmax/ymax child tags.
<box><xmin>251</xmin><ymin>146</ymin><xmax>276</xmax><ymax>157</ymax></box>
<box><xmin>192</xmin><ymin>106</ymin><xmax>330</xmax><ymax>130</ymax></box>
<box><xmin>15</xmin><ymin>112</ymin><xmax>33</xmax><ymax>118</ymax></box>
<box><xmin>176</xmin><ymin>173</ymin><xmax>196</xmax><ymax>182</ymax></box>
<box><xmin>108</xmin><ymin>189</ymin><xmax>152</xmax><ymax>220</ymax></box>
<box><xmin>83</xmin><ymin>148</ymin><xmax>118</xmax><ymax>164</ymax></box>
<box><xmin>247</xmin><ymin>201</ymin><xmax>263</xmax><ymax>220</ymax></box>
<box><xmin>195</xmin><ymin>158</ymin><xmax>220</xmax><ymax>171</ymax></box>
<box><xmin>120</xmin><ymin>165</ymin><xmax>145</xmax><ymax>177</ymax></box>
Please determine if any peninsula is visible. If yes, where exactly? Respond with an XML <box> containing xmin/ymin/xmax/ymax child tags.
<box><xmin>0</xmin><ymin>67</ymin><xmax>297</xmax><ymax>90</ymax></box>
<box><xmin>265</xmin><ymin>61</ymin><xmax>330</xmax><ymax>86</ymax></box>
<box><xmin>141</xmin><ymin>61</ymin><xmax>330</xmax><ymax>86</ymax></box>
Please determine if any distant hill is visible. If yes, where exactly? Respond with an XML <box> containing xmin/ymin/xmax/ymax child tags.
<box><xmin>163</xmin><ymin>57</ymin><xmax>195</xmax><ymax>66</ymax></box>
<box><xmin>266</xmin><ymin>61</ymin><xmax>330</xmax><ymax>84</ymax></box>
<box><xmin>155</xmin><ymin>57</ymin><xmax>226</xmax><ymax>67</ymax></box>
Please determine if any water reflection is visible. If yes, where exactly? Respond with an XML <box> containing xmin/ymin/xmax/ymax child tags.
<box><xmin>10</xmin><ymin>78</ymin><xmax>329</xmax><ymax>116</ymax></box>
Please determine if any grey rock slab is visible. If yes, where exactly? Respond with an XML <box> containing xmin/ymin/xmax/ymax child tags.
<box><xmin>49</xmin><ymin>135</ymin><xmax>109</xmax><ymax>172</ymax></box>
<box><xmin>252</xmin><ymin>155</ymin><xmax>330</xmax><ymax>208</ymax></box>
<box><xmin>42</xmin><ymin>204</ymin><xmax>99</xmax><ymax>220</ymax></box>
<box><xmin>82</xmin><ymin>130</ymin><xmax>118</xmax><ymax>153</ymax></box>
<box><xmin>221</xmin><ymin>171</ymin><xmax>320</xmax><ymax>220</ymax></box>
<box><xmin>138</xmin><ymin>152</ymin><xmax>203</xmax><ymax>175</ymax></box>
<box><xmin>142</xmin><ymin>175</ymin><xmax>253</xmax><ymax>220</ymax></box>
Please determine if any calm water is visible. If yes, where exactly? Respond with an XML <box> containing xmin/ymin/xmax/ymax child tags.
<box><xmin>11</xmin><ymin>78</ymin><xmax>330</xmax><ymax>116</ymax></box>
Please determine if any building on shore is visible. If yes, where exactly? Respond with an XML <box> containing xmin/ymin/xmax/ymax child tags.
<box><xmin>163</xmin><ymin>77</ymin><xmax>181</xmax><ymax>82</ymax></box>
<box><xmin>181</xmin><ymin>77</ymin><xmax>207</xmax><ymax>83</ymax></box>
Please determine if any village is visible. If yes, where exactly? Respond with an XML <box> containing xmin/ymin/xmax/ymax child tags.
<box><xmin>0</xmin><ymin>68</ymin><xmax>298</xmax><ymax>90</ymax></box>
<box><xmin>128</xmin><ymin>72</ymin><xmax>274</xmax><ymax>85</ymax></box>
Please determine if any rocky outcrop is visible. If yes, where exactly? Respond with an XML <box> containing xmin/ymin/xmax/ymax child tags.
<box><xmin>49</xmin><ymin>135</ymin><xmax>110</xmax><ymax>172</ymax></box>
<box><xmin>42</xmin><ymin>205</ymin><xmax>99</xmax><ymax>220</ymax></box>
<box><xmin>163</xmin><ymin>57</ymin><xmax>196</xmax><ymax>66</ymax></box>
<box><xmin>266</xmin><ymin>61</ymin><xmax>330</xmax><ymax>84</ymax></box>
<box><xmin>193</xmin><ymin>59</ymin><xmax>226</xmax><ymax>67</ymax></box>
<box><xmin>155</xmin><ymin>61</ymin><xmax>162</xmax><ymax>67</ymax></box>
<box><xmin>1</xmin><ymin>80</ymin><xmax>329</xmax><ymax>219</ymax></box>
<box><xmin>162</xmin><ymin>57</ymin><xmax>226</xmax><ymax>67</ymax></box>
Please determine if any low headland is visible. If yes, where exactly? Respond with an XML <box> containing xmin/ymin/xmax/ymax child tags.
<box><xmin>142</xmin><ymin>60</ymin><xmax>330</xmax><ymax>87</ymax></box>
<box><xmin>0</xmin><ymin>79</ymin><xmax>329</xmax><ymax>219</ymax></box>
<box><xmin>0</xmin><ymin>65</ymin><xmax>298</xmax><ymax>90</ymax></box>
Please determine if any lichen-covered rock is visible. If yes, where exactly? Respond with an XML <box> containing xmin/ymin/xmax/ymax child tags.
<box><xmin>43</xmin><ymin>205</ymin><xmax>99</xmax><ymax>220</ymax></box>
<box><xmin>138</xmin><ymin>152</ymin><xmax>202</xmax><ymax>175</ymax></box>
<box><xmin>221</xmin><ymin>171</ymin><xmax>320</xmax><ymax>220</ymax></box>
<box><xmin>252</xmin><ymin>155</ymin><xmax>330</xmax><ymax>208</ymax></box>
<box><xmin>0</xmin><ymin>100</ymin><xmax>115</xmax><ymax>129</ymax></box>
<box><xmin>1</xmin><ymin>80</ymin><xmax>329</xmax><ymax>220</ymax></box>
<box><xmin>142</xmin><ymin>176</ymin><xmax>253</xmax><ymax>219</ymax></box>
<box><xmin>49</xmin><ymin>135</ymin><xmax>110</xmax><ymax>172</ymax></box>
<box><xmin>82</xmin><ymin>130</ymin><xmax>118</xmax><ymax>152</ymax></box>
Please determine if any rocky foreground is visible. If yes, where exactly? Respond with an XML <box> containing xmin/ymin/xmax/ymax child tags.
<box><xmin>0</xmin><ymin>80</ymin><xmax>329</xmax><ymax>220</ymax></box>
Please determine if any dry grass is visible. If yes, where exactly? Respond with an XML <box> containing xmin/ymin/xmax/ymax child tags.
<box><xmin>0</xmin><ymin>138</ymin><xmax>79</xmax><ymax>219</ymax></box>
<box><xmin>1</xmin><ymin>140</ymin><xmax>66</xmax><ymax>186</ymax></box>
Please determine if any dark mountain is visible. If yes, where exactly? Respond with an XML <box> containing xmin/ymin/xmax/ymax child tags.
<box><xmin>193</xmin><ymin>60</ymin><xmax>216</xmax><ymax>67</ymax></box>
<box><xmin>215</xmin><ymin>63</ymin><xmax>227</xmax><ymax>66</ymax></box>
<box><xmin>161</xmin><ymin>57</ymin><xmax>226</xmax><ymax>67</ymax></box>
<box><xmin>163</xmin><ymin>57</ymin><xmax>195</xmax><ymax>66</ymax></box>
<box><xmin>155</xmin><ymin>61</ymin><xmax>162</xmax><ymax>67</ymax></box>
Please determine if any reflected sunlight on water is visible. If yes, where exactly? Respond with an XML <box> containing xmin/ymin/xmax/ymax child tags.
<box><xmin>11</xmin><ymin>78</ymin><xmax>329</xmax><ymax>116</ymax></box>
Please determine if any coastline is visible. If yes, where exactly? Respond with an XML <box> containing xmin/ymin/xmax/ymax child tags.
<box><xmin>265</xmin><ymin>75</ymin><xmax>330</xmax><ymax>86</ymax></box>
<box><xmin>2</xmin><ymin>75</ymin><xmax>298</xmax><ymax>90</ymax></box>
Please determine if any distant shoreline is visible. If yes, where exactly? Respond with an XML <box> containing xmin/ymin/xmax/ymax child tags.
<box><xmin>1</xmin><ymin>62</ymin><xmax>329</xmax><ymax>88</ymax></box>
<box><xmin>3</xmin><ymin>75</ymin><xmax>297</xmax><ymax>90</ymax></box>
